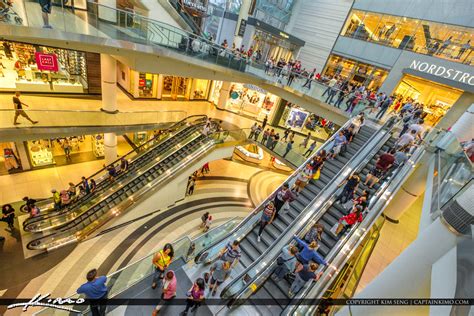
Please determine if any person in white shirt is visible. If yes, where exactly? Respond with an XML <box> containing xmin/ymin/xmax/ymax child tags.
<box><xmin>395</xmin><ymin>130</ymin><xmax>416</xmax><ymax>149</ymax></box>
<box><xmin>408</xmin><ymin>119</ymin><xmax>424</xmax><ymax>139</ymax></box>
<box><xmin>322</xmin><ymin>77</ymin><xmax>337</xmax><ymax>97</ymax></box>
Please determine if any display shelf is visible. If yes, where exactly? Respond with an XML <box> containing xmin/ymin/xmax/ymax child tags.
<box><xmin>92</xmin><ymin>134</ymin><xmax>105</xmax><ymax>158</ymax></box>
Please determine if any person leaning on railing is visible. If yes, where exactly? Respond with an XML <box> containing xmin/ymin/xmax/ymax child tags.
<box><xmin>151</xmin><ymin>243</ymin><xmax>174</xmax><ymax>289</ymax></box>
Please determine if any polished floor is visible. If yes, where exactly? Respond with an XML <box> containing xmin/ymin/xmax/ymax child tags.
<box><xmin>0</xmin><ymin>159</ymin><xmax>288</xmax><ymax>315</ymax></box>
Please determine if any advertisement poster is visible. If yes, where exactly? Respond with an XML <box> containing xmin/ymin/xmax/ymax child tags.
<box><xmin>35</xmin><ymin>52</ymin><xmax>59</xmax><ymax>72</ymax></box>
<box><xmin>286</xmin><ymin>108</ymin><xmax>308</xmax><ymax>129</ymax></box>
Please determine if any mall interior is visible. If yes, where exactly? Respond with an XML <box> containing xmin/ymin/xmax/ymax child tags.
<box><xmin>0</xmin><ymin>0</ymin><xmax>472</xmax><ymax>315</ymax></box>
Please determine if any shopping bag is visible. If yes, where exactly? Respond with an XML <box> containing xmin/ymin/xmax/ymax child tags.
<box><xmin>313</xmin><ymin>168</ymin><xmax>320</xmax><ymax>180</ymax></box>
<box><xmin>283</xmin><ymin>200</ymin><xmax>290</xmax><ymax>211</ymax></box>
<box><xmin>330</xmin><ymin>222</ymin><xmax>339</xmax><ymax>235</ymax></box>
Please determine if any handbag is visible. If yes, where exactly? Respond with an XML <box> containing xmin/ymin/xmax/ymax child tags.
<box><xmin>313</xmin><ymin>168</ymin><xmax>321</xmax><ymax>180</ymax></box>
<box><xmin>283</xmin><ymin>200</ymin><xmax>290</xmax><ymax>211</ymax></box>
<box><xmin>277</xmin><ymin>255</ymin><xmax>294</xmax><ymax>266</ymax></box>
<box><xmin>330</xmin><ymin>222</ymin><xmax>339</xmax><ymax>235</ymax></box>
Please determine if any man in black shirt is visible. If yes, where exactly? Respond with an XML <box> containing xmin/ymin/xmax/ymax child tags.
<box><xmin>13</xmin><ymin>92</ymin><xmax>38</xmax><ymax>125</ymax></box>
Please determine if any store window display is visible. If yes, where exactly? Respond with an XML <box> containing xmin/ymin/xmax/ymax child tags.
<box><xmin>226</xmin><ymin>83</ymin><xmax>279</xmax><ymax>120</ymax></box>
<box><xmin>192</xmin><ymin>79</ymin><xmax>211</xmax><ymax>100</ymax></box>
<box><xmin>0</xmin><ymin>143</ymin><xmax>21</xmax><ymax>174</ymax></box>
<box><xmin>162</xmin><ymin>76</ymin><xmax>189</xmax><ymax>100</ymax></box>
<box><xmin>341</xmin><ymin>10</ymin><xmax>473</xmax><ymax>65</ymax></box>
<box><xmin>138</xmin><ymin>72</ymin><xmax>156</xmax><ymax>98</ymax></box>
<box><xmin>0</xmin><ymin>40</ymin><xmax>89</xmax><ymax>93</ymax></box>
<box><xmin>209</xmin><ymin>80</ymin><xmax>223</xmax><ymax>104</ymax></box>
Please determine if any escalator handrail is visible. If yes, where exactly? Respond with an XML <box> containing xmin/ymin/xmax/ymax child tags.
<box><xmin>285</xmin><ymin>136</ymin><xmax>428</xmax><ymax>316</ymax></box>
<box><xmin>27</xmin><ymin>126</ymin><xmax>248</xmax><ymax>250</ymax></box>
<box><xmin>26</xmin><ymin>115</ymin><xmax>206</xmax><ymax>222</ymax></box>
<box><xmin>26</xmin><ymin>130</ymin><xmax>209</xmax><ymax>250</ymax></box>
<box><xmin>219</xmin><ymin>118</ymin><xmax>397</xmax><ymax>301</ymax></box>
<box><xmin>193</xmin><ymin>117</ymin><xmax>381</xmax><ymax>265</ymax></box>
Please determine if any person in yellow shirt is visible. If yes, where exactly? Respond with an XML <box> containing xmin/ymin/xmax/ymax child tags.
<box><xmin>151</xmin><ymin>243</ymin><xmax>174</xmax><ymax>289</ymax></box>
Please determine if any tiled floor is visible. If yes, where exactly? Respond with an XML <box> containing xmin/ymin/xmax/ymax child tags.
<box><xmin>356</xmin><ymin>194</ymin><xmax>424</xmax><ymax>293</ymax></box>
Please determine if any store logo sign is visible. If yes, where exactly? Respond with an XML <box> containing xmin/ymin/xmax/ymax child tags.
<box><xmin>409</xmin><ymin>60</ymin><xmax>474</xmax><ymax>86</ymax></box>
<box><xmin>35</xmin><ymin>52</ymin><xmax>59</xmax><ymax>72</ymax></box>
<box><xmin>182</xmin><ymin>0</ymin><xmax>207</xmax><ymax>13</ymax></box>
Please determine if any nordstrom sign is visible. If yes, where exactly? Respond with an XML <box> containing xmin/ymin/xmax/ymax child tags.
<box><xmin>409</xmin><ymin>60</ymin><xmax>474</xmax><ymax>86</ymax></box>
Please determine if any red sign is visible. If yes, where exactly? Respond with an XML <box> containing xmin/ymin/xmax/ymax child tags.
<box><xmin>35</xmin><ymin>52</ymin><xmax>59</xmax><ymax>72</ymax></box>
<box><xmin>138</xmin><ymin>79</ymin><xmax>145</xmax><ymax>87</ymax></box>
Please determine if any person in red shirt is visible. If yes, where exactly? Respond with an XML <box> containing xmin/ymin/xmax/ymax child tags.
<box><xmin>333</xmin><ymin>205</ymin><xmax>363</xmax><ymax>236</ymax></box>
<box><xmin>364</xmin><ymin>149</ymin><xmax>395</xmax><ymax>188</ymax></box>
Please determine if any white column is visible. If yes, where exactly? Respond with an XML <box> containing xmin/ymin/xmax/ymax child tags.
<box><xmin>104</xmin><ymin>133</ymin><xmax>117</xmax><ymax>165</ymax></box>
<box><xmin>217</xmin><ymin>81</ymin><xmax>231</xmax><ymax>110</ymax></box>
<box><xmin>100</xmin><ymin>54</ymin><xmax>118</xmax><ymax>113</ymax></box>
<box><xmin>15</xmin><ymin>141</ymin><xmax>31</xmax><ymax>170</ymax></box>
<box><xmin>383</xmin><ymin>153</ymin><xmax>433</xmax><ymax>222</ymax></box>
<box><xmin>98</xmin><ymin>0</ymin><xmax>117</xmax><ymax>23</ymax></box>
<box><xmin>233</xmin><ymin>0</ymin><xmax>252</xmax><ymax>48</ymax></box>
<box><xmin>336</xmin><ymin>218</ymin><xmax>459</xmax><ymax>316</ymax></box>
<box><xmin>449</xmin><ymin>103</ymin><xmax>474</xmax><ymax>142</ymax></box>
<box><xmin>157</xmin><ymin>74</ymin><xmax>163</xmax><ymax>99</ymax></box>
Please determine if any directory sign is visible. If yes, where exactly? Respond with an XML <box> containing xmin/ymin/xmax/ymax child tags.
<box><xmin>35</xmin><ymin>52</ymin><xmax>59</xmax><ymax>72</ymax></box>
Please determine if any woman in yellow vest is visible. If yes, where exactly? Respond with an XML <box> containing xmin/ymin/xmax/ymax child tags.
<box><xmin>151</xmin><ymin>243</ymin><xmax>174</xmax><ymax>289</ymax></box>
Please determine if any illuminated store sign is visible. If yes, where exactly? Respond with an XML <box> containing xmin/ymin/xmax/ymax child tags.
<box><xmin>182</xmin><ymin>0</ymin><xmax>207</xmax><ymax>13</ymax></box>
<box><xmin>409</xmin><ymin>60</ymin><xmax>474</xmax><ymax>86</ymax></box>
<box><xmin>35</xmin><ymin>52</ymin><xmax>58</xmax><ymax>72</ymax></box>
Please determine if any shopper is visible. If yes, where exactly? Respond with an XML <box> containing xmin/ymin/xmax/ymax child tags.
<box><xmin>182</xmin><ymin>278</ymin><xmax>205</xmax><ymax>315</ymax></box>
<box><xmin>257</xmin><ymin>201</ymin><xmax>276</xmax><ymax>242</ymax></box>
<box><xmin>12</xmin><ymin>92</ymin><xmax>38</xmax><ymax>125</ymax></box>
<box><xmin>153</xmin><ymin>270</ymin><xmax>177</xmax><ymax>314</ymax></box>
<box><xmin>219</xmin><ymin>240</ymin><xmax>241</xmax><ymax>267</ymax></box>
<box><xmin>293</xmin><ymin>235</ymin><xmax>327</xmax><ymax>268</ymax></box>
<box><xmin>395</xmin><ymin>129</ymin><xmax>416</xmax><ymax>150</ymax></box>
<box><xmin>262</xmin><ymin>115</ymin><xmax>268</xmax><ymax>130</ymax></box>
<box><xmin>329</xmin><ymin>131</ymin><xmax>347</xmax><ymax>159</ymax></box>
<box><xmin>203</xmin><ymin>215</ymin><xmax>212</xmax><ymax>232</ymax></box>
<box><xmin>208</xmin><ymin>260</ymin><xmax>232</xmax><ymax>296</ymax></box>
<box><xmin>273</xmin><ymin>183</ymin><xmax>294</xmax><ymax>219</ymax></box>
<box><xmin>300</xmin><ymin>133</ymin><xmax>311</xmax><ymax>149</ymax></box>
<box><xmin>62</xmin><ymin>139</ymin><xmax>72</xmax><ymax>159</ymax></box>
<box><xmin>186</xmin><ymin>177</ymin><xmax>196</xmax><ymax>196</ymax></box>
<box><xmin>82</xmin><ymin>176</ymin><xmax>90</xmax><ymax>194</ymax></box>
<box><xmin>288</xmin><ymin>263</ymin><xmax>322</xmax><ymax>297</ymax></box>
<box><xmin>292</xmin><ymin>164</ymin><xmax>312</xmax><ymax>196</ymax></box>
<box><xmin>38</xmin><ymin>0</ymin><xmax>53</xmax><ymax>28</ymax></box>
<box><xmin>261</xmin><ymin>128</ymin><xmax>270</xmax><ymax>145</ymax></box>
<box><xmin>120</xmin><ymin>158</ymin><xmax>129</xmax><ymax>173</ymax></box>
<box><xmin>364</xmin><ymin>150</ymin><xmax>395</xmax><ymax>188</ymax></box>
<box><xmin>249</xmin><ymin>123</ymin><xmax>258</xmax><ymax>139</ymax></box>
<box><xmin>393</xmin><ymin>147</ymin><xmax>409</xmax><ymax>167</ymax></box>
<box><xmin>76</xmin><ymin>269</ymin><xmax>108</xmax><ymax>316</ymax></box>
<box><xmin>272</xmin><ymin>245</ymin><xmax>298</xmax><ymax>282</ymax></box>
<box><xmin>51</xmin><ymin>189</ymin><xmax>61</xmax><ymax>210</ymax></box>
<box><xmin>90</xmin><ymin>179</ymin><xmax>97</xmax><ymax>193</ymax></box>
<box><xmin>304</xmin><ymin>141</ymin><xmax>317</xmax><ymax>157</ymax></box>
<box><xmin>304</xmin><ymin>223</ymin><xmax>324</xmax><ymax>244</ymax></box>
<box><xmin>375</xmin><ymin>96</ymin><xmax>393</xmax><ymax>120</ymax></box>
<box><xmin>283</xmin><ymin>140</ymin><xmax>294</xmax><ymax>158</ymax></box>
<box><xmin>1</xmin><ymin>204</ymin><xmax>15</xmax><ymax>229</ymax></box>
<box><xmin>60</xmin><ymin>190</ymin><xmax>71</xmax><ymax>207</ymax></box>
<box><xmin>78</xmin><ymin>185</ymin><xmax>87</xmax><ymax>198</ymax></box>
<box><xmin>351</xmin><ymin>190</ymin><xmax>370</xmax><ymax>213</ymax></box>
<box><xmin>282</xmin><ymin>128</ymin><xmax>290</xmax><ymax>142</ymax></box>
<box><xmin>151</xmin><ymin>243</ymin><xmax>174</xmax><ymax>289</ymax></box>
<box><xmin>200</xmin><ymin>212</ymin><xmax>209</xmax><ymax>229</ymax></box>
<box><xmin>106</xmin><ymin>164</ymin><xmax>117</xmax><ymax>182</ymax></box>
<box><xmin>332</xmin><ymin>205</ymin><xmax>364</xmax><ymax>236</ymax></box>
<box><xmin>67</xmin><ymin>182</ymin><xmax>76</xmax><ymax>200</ymax></box>
<box><xmin>271</xmin><ymin>133</ymin><xmax>280</xmax><ymax>150</ymax></box>
<box><xmin>336</xmin><ymin>173</ymin><xmax>360</xmax><ymax>204</ymax></box>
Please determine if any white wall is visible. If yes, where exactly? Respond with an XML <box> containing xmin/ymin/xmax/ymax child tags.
<box><xmin>140</xmin><ymin>0</ymin><xmax>182</xmax><ymax>29</ymax></box>
<box><xmin>287</xmin><ymin>0</ymin><xmax>353</xmax><ymax>72</ymax></box>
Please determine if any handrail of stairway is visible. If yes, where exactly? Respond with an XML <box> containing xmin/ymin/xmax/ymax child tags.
<box><xmin>219</xmin><ymin>117</ymin><xmax>397</xmax><ymax>303</ymax></box>
<box><xmin>193</xmin><ymin>116</ymin><xmax>380</xmax><ymax>265</ymax></box>
<box><xmin>25</xmin><ymin>114</ymin><xmax>204</xmax><ymax>223</ymax></box>
<box><xmin>285</xmin><ymin>133</ymin><xmax>431</xmax><ymax>316</ymax></box>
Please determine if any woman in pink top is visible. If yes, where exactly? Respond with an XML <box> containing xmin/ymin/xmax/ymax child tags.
<box><xmin>153</xmin><ymin>270</ymin><xmax>177</xmax><ymax>314</ymax></box>
<box><xmin>182</xmin><ymin>278</ymin><xmax>205</xmax><ymax>315</ymax></box>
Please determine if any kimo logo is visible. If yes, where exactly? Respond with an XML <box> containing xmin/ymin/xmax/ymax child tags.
<box><xmin>409</xmin><ymin>60</ymin><xmax>474</xmax><ymax>86</ymax></box>
<box><xmin>35</xmin><ymin>52</ymin><xmax>59</xmax><ymax>72</ymax></box>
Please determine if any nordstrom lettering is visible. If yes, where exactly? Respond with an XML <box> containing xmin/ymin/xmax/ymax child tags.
<box><xmin>409</xmin><ymin>60</ymin><xmax>474</xmax><ymax>86</ymax></box>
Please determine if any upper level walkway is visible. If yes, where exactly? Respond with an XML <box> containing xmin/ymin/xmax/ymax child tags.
<box><xmin>0</xmin><ymin>1</ymin><xmax>351</xmax><ymax>125</ymax></box>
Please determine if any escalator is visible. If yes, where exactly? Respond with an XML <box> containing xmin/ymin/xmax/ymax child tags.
<box><xmin>239</xmin><ymin>135</ymin><xmax>396</xmax><ymax>315</ymax></box>
<box><xmin>23</xmin><ymin>116</ymin><xmax>207</xmax><ymax>233</ymax></box>
<box><xmin>168</xmin><ymin>0</ymin><xmax>204</xmax><ymax>35</ymax></box>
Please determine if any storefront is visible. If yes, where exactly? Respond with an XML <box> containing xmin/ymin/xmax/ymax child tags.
<box><xmin>209</xmin><ymin>81</ymin><xmax>280</xmax><ymax>120</ymax></box>
<box><xmin>0</xmin><ymin>142</ymin><xmax>21</xmax><ymax>174</ymax></box>
<box><xmin>323</xmin><ymin>54</ymin><xmax>389</xmax><ymax>90</ymax></box>
<box><xmin>117</xmin><ymin>62</ymin><xmax>211</xmax><ymax>100</ymax></box>
<box><xmin>0</xmin><ymin>40</ymin><xmax>100</xmax><ymax>93</ymax></box>
<box><xmin>26</xmin><ymin>135</ymin><xmax>105</xmax><ymax>168</ymax></box>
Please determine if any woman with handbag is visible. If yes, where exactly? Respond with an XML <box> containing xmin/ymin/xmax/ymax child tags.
<box><xmin>257</xmin><ymin>201</ymin><xmax>276</xmax><ymax>243</ymax></box>
<box><xmin>151</xmin><ymin>243</ymin><xmax>174</xmax><ymax>289</ymax></box>
<box><xmin>152</xmin><ymin>270</ymin><xmax>177</xmax><ymax>315</ymax></box>
<box><xmin>182</xmin><ymin>278</ymin><xmax>205</xmax><ymax>315</ymax></box>
<box><xmin>272</xmin><ymin>246</ymin><xmax>298</xmax><ymax>282</ymax></box>
<box><xmin>331</xmin><ymin>205</ymin><xmax>364</xmax><ymax>237</ymax></box>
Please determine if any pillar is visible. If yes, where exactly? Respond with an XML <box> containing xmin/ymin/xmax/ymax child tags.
<box><xmin>100</xmin><ymin>54</ymin><xmax>117</xmax><ymax>113</ymax></box>
<box><xmin>382</xmin><ymin>153</ymin><xmax>433</xmax><ymax>222</ymax></box>
<box><xmin>98</xmin><ymin>0</ymin><xmax>117</xmax><ymax>23</ymax></box>
<box><xmin>448</xmin><ymin>103</ymin><xmax>474</xmax><ymax>142</ymax></box>
<box><xmin>157</xmin><ymin>74</ymin><xmax>163</xmax><ymax>99</ymax></box>
<box><xmin>15</xmin><ymin>141</ymin><xmax>31</xmax><ymax>171</ymax></box>
<box><xmin>336</xmin><ymin>217</ymin><xmax>459</xmax><ymax>316</ymax></box>
<box><xmin>233</xmin><ymin>0</ymin><xmax>252</xmax><ymax>48</ymax></box>
<box><xmin>104</xmin><ymin>133</ymin><xmax>117</xmax><ymax>165</ymax></box>
<box><xmin>437</xmin><ymin>92</ymin><xmax>474</xmax><ymax>131</ymax></box>
<box><xmin>217</xmin><ymin>81</ymin><xmax>231</xmax><ymax>110</ymax></box>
